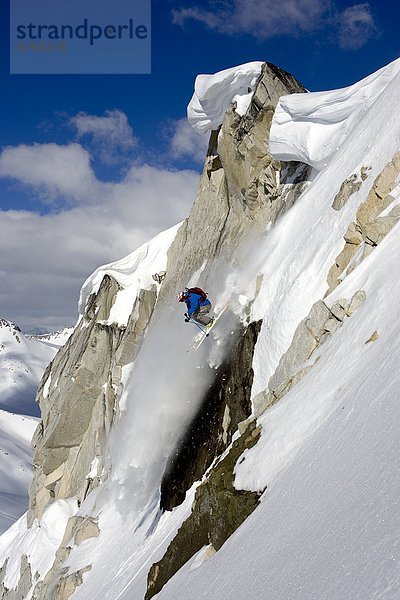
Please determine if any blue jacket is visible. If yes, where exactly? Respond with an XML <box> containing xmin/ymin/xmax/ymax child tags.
<box><xmin>184</xmin><ymin>292</ymin><xmax>211</xmax><ymax>316</ymax></box>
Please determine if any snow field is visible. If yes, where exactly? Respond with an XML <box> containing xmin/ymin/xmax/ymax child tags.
<box><xmin>251</xmin><ymin>66</ymin><xmax>400</xmax><ymax>397</ymax></box>
<box><xmin>0</xmin><ymin>323</ymin><xmax>66</xmax><ymax>535</ymax></box>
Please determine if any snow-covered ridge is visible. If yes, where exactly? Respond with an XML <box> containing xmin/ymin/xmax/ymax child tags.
<box><xmin>269</xmin><ymin>57</ymin><xmax>400</xmax><ymax>170</ymax></box>
<box><xmin>27</xmin><ymin>327</ymin><xmax>73</xmax><ymax>348</ymax></box>
<box><xmin>187</xmin><ymin>61</ymin><xmax>264</xmax><ymax>134</ymax></box>
<box><xmin>78</xmin><ymin>223</ymin><xmax>180</xmax><ymax>327</ymax></box>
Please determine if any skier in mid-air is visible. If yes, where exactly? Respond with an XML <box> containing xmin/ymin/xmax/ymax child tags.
<box><xmin>178</xmin><ymin>287</ymin><xmax>214</xmax><ymax>328</ymax></box>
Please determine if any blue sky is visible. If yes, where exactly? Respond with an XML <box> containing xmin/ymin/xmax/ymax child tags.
<box><xmin>0</xmin><ymin>0</ymin><xmax>399</xmax><ymax>330</ymax></box>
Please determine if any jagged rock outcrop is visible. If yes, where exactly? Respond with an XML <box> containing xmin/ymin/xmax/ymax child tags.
<box><xmin>28</xmin><ymin>278</ymin><xmax>158</xmax><ymax>525</ymax></box>
<box><xmin>327</xmin><ymin>151</ymin><xmax>400</xmax><ymax>293</ymax></box>
<box><xmin>158</xmin><ymin>62</ymin><xmax>308</xmax><ymax>304</ymax></box>
<box><xmin>146</xmin><ymin>421</ymin><xmax>262</xmax><ymax>600</ymax></box>
<box><xmin>253</xmin><ymin>290</ymin><xmax>367</xmax><ymax>418</ymax></box>
<box><xmin>157</xmin><ymin>63</ymin><xmax>309</xmax><ymax>512</ymax></box>
<box><xmin>0</xmin><ymin>556</ymin><xmax>33</xmax><ymax>600</ymax></box>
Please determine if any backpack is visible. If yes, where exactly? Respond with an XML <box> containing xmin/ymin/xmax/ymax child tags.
<box><xmin>188</xmin><ymin>287</ymin><xmax>208</xmax><ymax>301</ymax></box>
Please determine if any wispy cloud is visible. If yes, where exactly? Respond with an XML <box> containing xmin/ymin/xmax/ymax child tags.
<box><xmin>172</xmin><ymin>0</ymin><xmax>378</xmax><ymax>49</ymax></box>
<box><xmin>70</xmin><ymin>109</ymin><xmax>136</xmax><ymax>165</ymax></box>
<box><xmin>172</xmin><ymin>0</ymin><xmax>333</xmax><ymax>40</ymax></box>
<box><xmin>337</xmin><ymin>3</ymin><xmax>378</xmax><ymax>49</ymax></box>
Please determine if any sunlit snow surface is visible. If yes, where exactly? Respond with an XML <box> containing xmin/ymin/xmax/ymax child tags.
<box><xmin>2</xmin><ymin>60</ymin><xmax>400</xmax><ymax>599</ymax></box>
<box><xmin>269</xmin><ymin>58</ymin><xmax>400</xmax><ymax>170</ymax></box>
<box><xmin>187</xmin><ymin>61</ymin><xmax>263</xmax><ymax>134</ymax></box>
<box><xmin>78</xmin><ymin>223</ymin><xmax>181</xmax><ymax>326</ymax></box>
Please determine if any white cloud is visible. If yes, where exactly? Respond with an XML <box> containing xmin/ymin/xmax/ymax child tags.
<box><xmin>173</xmin><ymin>0</ymin><xmax>378</xmax><ymax>49</ymax></box>
<box><xmin>172</xmin><ymin>0</ymin><xmax>333</xmax><ymax>40</ymax></box>
<box><xmin>70</xmin><ymin>109</ymin><xmax>136</xmax><ymax>164</ymax></box>
<box><xmin>169</xmin><ymin>118</ymin><xmax>209</xmax><ymax>164</ymax></box>
<box><xmin>337</xmin><ymin>3</ymin><xmax>377</xmax><ymax>50</ymax></box>
<box><xmin>0</xmin><ymin>142</ymin><xmax>199</xmax><ymax>331</ymax></box>
<box><xmin>0</xmin><ymin>143</ymin><xmax>98</xmax><ymax>205</ymax></box>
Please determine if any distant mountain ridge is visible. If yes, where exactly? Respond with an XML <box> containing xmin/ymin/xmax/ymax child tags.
<box><xmin>0</xmin><ymin>317</ymin><xmax>64</xmax><ymax>416</ymax></box>
<box><xmin>0</xmin><ymin>318</ymin><xmax>71</xmax><ymax>535</ymax></box>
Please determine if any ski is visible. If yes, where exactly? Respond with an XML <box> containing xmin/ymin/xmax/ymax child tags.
<box><xmin>187</xmin><ymin>303</ymin><xmax>229</xmax><ymax>352</ymax></box>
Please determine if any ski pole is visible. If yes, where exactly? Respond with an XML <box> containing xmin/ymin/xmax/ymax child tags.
<box><xmin>188</xmin><ymin>317</ymin><xmax>208</xmax><ymax>335</ymax></box>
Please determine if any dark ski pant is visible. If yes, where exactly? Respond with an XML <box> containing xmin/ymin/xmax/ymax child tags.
<box><xmin>192</xmin><ymin>304</ymin><xmax>213</xmax><ymax>326</ymax></box>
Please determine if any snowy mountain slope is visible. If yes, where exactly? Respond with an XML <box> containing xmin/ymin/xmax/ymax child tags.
<box><xmin>159</xmin><ymin>228</ymin><xmax>400</xmax><ymax>600</ymax></box>
<box><xmin>1</xmin><ymin>59</ymin><xmax>400</xmax><ymax>600</ymax></box>
<box><xmin>0</xmin><ymin>319</ymin><xmax>65</xmax><ymax>536</ymax></box>
<box><xmin>0</xmin><ymin>318</ymin><xmax>58</xmax><ymax>416</ymax></box>
<box><xmin>156</xmin><ymin>232</ymin><xmax>400</xmax><ymax>598</ymax></box>
<box><xmin>66</xmin><ymin>58</ymin><xmax>400</xmax><ymax>600</ymax></box>
<box><xmin>0</xmin><ymin>411</ymin><xmax>38</xmax><ymax>536</ymax></box>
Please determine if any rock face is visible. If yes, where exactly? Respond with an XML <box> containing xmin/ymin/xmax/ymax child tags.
<box><xmin>157</xmin><ymin>63</ymin><xmax>308</xmax><ymax>516</ymax></box>
<box><xmin>160</xmin><ymin>321</ymin><xmax>261</xmax><ymax>511</ymax></box>
<box><xmin>28</xmin><ymin>278</ymin><xmax>158</xmax><ymax>526</ymax></box>
<box><xmin>327</xmin><ymin>152</ymin><xmax>400</xmax><ymax>294</ymax></box>
<box><xmin>158</xmin><ymin>62</ymin><xmax>308</xmax><ymax>305</ymax></box>
<box><xmin>146</xmin><ymin>421</ymin><xmax>262</xmax><ymax>600</ymax></box>
<box><xmin>253</xmin><ymin>291</ymin><xmax>367</xmax><ymax>418</ymax></box>
<box><xmin>144</xmin><ymin>63</ymin><xmax>310</xmax><ymax>598</ymax></box>
<box><xmin>1</xmin><ymin>62</ymin><xmax>310</xmax><ymax>600</ymax></box>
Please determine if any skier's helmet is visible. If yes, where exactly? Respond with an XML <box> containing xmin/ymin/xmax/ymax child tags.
<box><xmin>177</xmin><ymin>288</ymin><xmax>189</xmax><ymax>302</ymax></box>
